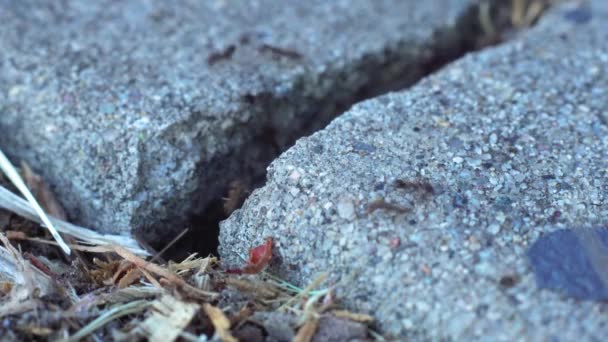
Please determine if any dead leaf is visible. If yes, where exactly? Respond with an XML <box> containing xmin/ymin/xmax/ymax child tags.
<box><xmin>89</xmin><ymin>258</ymin><xmax>120</xmax><ymax>285</ymax></box>
<box><xmin>0</xmin><ymin>281</ymin><xmax>13</xmax><ymax>295</ymax></box>
<box><xmin>203</xmin><ymin>303</ymin><xmax>238</xmax><ymax>342</ymax></box>
<box><xmin>192</xmin><ymin>272</ymin><xmax>212</xmax><ymax>292</ymax></box>
<box><xmin>226</xmin><ymin>238</ymin><xmax>273</xmax><ymax>275</ymax></box>
<box><xmin>137</xmin><ymin>295</ymin><xmax>198</xmax><ymax>342</ymax></box>
<box><xmin>365</xmin><ymin>199</ymin><xmax>410</xmax><ymax>214</ymax></box>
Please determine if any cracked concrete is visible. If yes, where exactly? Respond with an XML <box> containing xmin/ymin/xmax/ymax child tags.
<box><xmin>0</xmin><ymin>0</ymin><xmax>502</xmax><ymax>248</ymax></box>
<box><xmin>220</xmin><ymin>0</ymin><xmax>608</xmax><ymax>339</ymax></box>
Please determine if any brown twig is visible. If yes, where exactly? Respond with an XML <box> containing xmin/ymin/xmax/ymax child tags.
<box><xmin>149</xmin><ymin>228</ymin><xmax>189</xmax><ymax>264</ymax></box>
<box><xmin>366</xmin><ymin>199</ymin><xmax>411</xmax><ymax>214</ymax></box>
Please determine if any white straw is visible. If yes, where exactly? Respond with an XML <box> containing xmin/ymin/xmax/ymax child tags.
<box><xmin>0</xmin><ymin>185</ymin><xmax>148</xmax><ymax>255</ymax></box>
<box><xmin>0</xmin><ymin>148</ymin><xmax>71</xmax><ymax>254</ymax></box>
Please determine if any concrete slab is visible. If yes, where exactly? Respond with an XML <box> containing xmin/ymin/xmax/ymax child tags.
<box><xmin>0</xmin><ymin>0</ymin><xmax>480</xmax><ymax>242</ymax></box>
<box><xmin>220</xmin><ymin>1</ymin><xmax>608</xmax><ymax>339</ymax></box>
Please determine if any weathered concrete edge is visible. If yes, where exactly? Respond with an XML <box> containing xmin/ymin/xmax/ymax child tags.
<box><xmin>218</xmin><ymin>0</ymin><xmax>600</xmax><ymax>338</ymax></box>
<box><xmin>137</xmin><ymin>1</ymin><xmax>500</xmax><ymax>246</ymax></box>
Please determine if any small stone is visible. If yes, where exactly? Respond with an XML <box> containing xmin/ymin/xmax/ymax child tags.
<box><xmin>312</xmin><ymin>145</ymin><xmax>324</xmax><ymax>154</ymax></box>
<box><xmin>288</xmin><ymin>170</ymin><xmax>302</xmax><ymax>182</ymax></box>
<box><xmin>389</xmin><ymin>237</ymin><xmax>401</xmax><ymax>249</ymax></box>
<box><xmin>452</xmin><ymin>193</ymin><xmax>468</xmax><ymax>208</ymax></box>
<box><xmin>402</xmin><ymin>318</ymin><xmax>414</xmax><ymax>330</ymax></box>
<box><xmin>452</xmin><ymin>156</ymin><xmax>464</xmax><ymax>163</ymax></box>
<box><xmin>474</xmin><ymin>261</ymin><xmax>495</xmax><ymax>276</ymax></box>
<box><xmin>251</xmin><ymin>312</ymin><xmax>296</xmax><ymax>342</ymax></box>
<box><xmin>336</xmin><ymin>198</ymin><xmax>356</xmax><ymax>220</ymax></box>
<box><xmin>528</xmin><ymin>228</ymin><xmax>608</xmax><ymax>300</ymax></box>
<box><xmin>488</xmin><ymin>224</ymin><xmax>501</xmax><ymax>235</ymax></box>
<box><xmin>495</xmin><ymin>212</ymin><xmax>506</xmax><ymax>224</ymax></box>
<box><xmin>312</xmin><ymin>316</ymin><xmax>368</xmax><ymax>342</ymax></box>
<box><xmin>468</xmin><ymin>237</ymin><xmax>482</xmax><ymax>251</ymax></box>
<box><xmin>99</xmin><ymin>102</ymin><xmax>115</xmax><ymax>114</ymax></box>
<box><xmin>352</xmin><ymin>141</ymin><xmax>376</xmax><ymax>154</ymax></box>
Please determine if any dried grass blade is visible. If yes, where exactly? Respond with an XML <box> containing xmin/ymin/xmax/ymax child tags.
<box><xmin>0</xmin><ymin>185</ymin><xmax>148</xmax><ymax>255</ymax></box>
<box><xmin>203</xmin><ymin>303</ymin><xmax>238</xmax><ymax>342</ymax></box>
<box><xmin>293</xmin><ymin>318</ymin><xmax>319</xmax><ymax>342</ymax></box>
<box><xmin>65</xmin><ymin>300</ymin><xmax>150</xmax><ymax>341</ymax></box>
<box><xmin>478</xmin><ymin>1</ymin><xmax>495</xmax><ymax>36</ymax></box>
<box><xmin>0</xmin><ymin>149</ymin><xmax>70</xmax><ymax>254</ymax></box>
<box><xmin>279</xmin><ymin>273</ymin><xmax>328</xmax><ymax>311</ymax></box>
<box><xmin>111</xmin><ymin>245</ymin><xmax>218</xmax><ymax>299</ymax></box>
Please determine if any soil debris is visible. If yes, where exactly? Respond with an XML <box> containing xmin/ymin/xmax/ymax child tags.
<box><xmin>0</xmin><ymin>173</ymin><xmax>377</xmax><ymax>341</ymax></box>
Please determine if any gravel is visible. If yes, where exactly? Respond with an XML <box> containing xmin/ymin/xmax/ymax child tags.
<box><xmin>220</xmin><ymin>1</ymin><xmax>608</xmax><ymax>339</ymax></box>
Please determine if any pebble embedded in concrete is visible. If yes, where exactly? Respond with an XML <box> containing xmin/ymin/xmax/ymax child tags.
<box><xmin>528</xmin><ymin>228</ymin><xmax>608</xmax><ymax>300</ymax></box>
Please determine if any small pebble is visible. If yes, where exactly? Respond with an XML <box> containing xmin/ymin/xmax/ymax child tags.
<box><xmin>528</xmin><ymin>228</ymin><xmax>608</xmax><ymax>300</ymax></box>
<box><xmin>336</xmin><ymin>198</ymin><xmax>356</xmax><ymax>220</ymax></box>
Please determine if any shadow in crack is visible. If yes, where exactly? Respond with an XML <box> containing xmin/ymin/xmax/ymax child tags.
<box><xmin>150</xmin><ymin>0</ymin><xmax>551</xmax><ymax>262</ymax></box>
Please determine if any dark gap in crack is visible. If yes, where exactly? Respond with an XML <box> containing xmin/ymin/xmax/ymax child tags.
<box><xmin>158</xmin><ymin>0</ymin><xmax>550</xmax><ymax>262</ymax></box>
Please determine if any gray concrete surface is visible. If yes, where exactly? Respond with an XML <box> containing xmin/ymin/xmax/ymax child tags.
<box><xmin>220</xmin><ymin>1</ymin><xmax>608</xmax><ymax>339</ymax></box>
<box><xmin>0</xmin><ymin>0</ymin><xmax>480</xmax><ymax>241</ymax></box>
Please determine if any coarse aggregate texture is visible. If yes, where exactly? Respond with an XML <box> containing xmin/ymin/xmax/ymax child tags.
<box><xmin>220</xmin><ymin>1</ymin><xmax>608</xmax><ymax>339</ymax></box>
<box><xmin>0</xmin><ymin>0</ymin><xmax>481</xmax><ymax>242</ymax></box>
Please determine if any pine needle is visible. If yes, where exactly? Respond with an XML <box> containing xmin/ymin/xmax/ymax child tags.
<box><xmin>0</xmin><ymin>149</ymin><xmax>70</xmax><ymax>254</ymax></box>
<box><xmin>65</xmin><ymin>300</ymin><xmax>150</xmax><ymax>341</ymax></box>
<box><xmin>278</xmin><ymin>273</ymin><xmax>328</xmax><ymax>312</ymax></box>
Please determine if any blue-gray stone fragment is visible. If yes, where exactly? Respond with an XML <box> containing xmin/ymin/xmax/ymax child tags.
<box><xmin>528</xmin><ymin>228</ymin><xmax>608</xmax><ymax>300</ymax></box>
<box><xmin>563</xmin><ymin>7</ymin><xmax>592</xmax><ymax>24</ymax></box>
